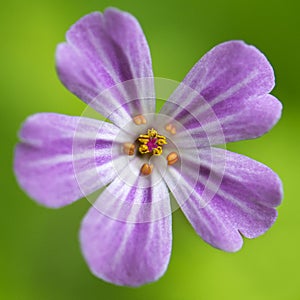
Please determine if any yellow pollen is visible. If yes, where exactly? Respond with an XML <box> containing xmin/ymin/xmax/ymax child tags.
<box><xmin>138</xmin><ymin>128</ymin><xmax>167</xmax><ymax>156</ymax></box>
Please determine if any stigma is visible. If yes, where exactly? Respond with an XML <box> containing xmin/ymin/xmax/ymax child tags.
<box><xmin>138</xmin><ymin>128</ymin><xmax>167</xmax><ymax>156</ymax></box>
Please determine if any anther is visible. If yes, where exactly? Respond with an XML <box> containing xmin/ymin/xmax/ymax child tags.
<box><xmin>167</xmin><ymin>152</ymin><xmax>179</xmax><ymax>165</ymax></box>
<box><xmin>133</xmin><ymin>115</ymin><xmax>147</xmax><ymax>125</ymax></box>
<box><xmin>165</xmin><ymin>123</ymin><xmax>176</xmax><ymax>135</ymax></box>
<box><xmin>170</xmin><ymin>127</ymin><xmax>176</xmax><ymax>135</ymax></box>
<box><xmin>140</xmin><ymin>163</ymin><xmax>153</xmax><ymax>176</ymax></box>
<box><xmin>123</xmin><ymin>143</ymin><xmax>135</xmax><ymax>156</ymax></box>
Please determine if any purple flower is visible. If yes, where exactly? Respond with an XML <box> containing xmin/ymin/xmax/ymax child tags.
<box><xmin>14</xmin><ymin>8</ymin><xmax>283</xmax><ymax>287</ymax></box>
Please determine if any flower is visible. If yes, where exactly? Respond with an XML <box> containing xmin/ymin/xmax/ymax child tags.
<box><xmin>14</xmin><ymin>8</ymin><xmax>283</xmax><ymax>287</ymax></box>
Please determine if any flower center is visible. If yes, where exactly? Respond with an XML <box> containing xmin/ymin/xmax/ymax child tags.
<box><xmin>138</xmin><ymin>128</ymin><xmax>167</xmax><ymax>156</ymax></box>
<box><xmin>121</xmin><ymin>116</ymin><xmax>180</xmax><ymax>177</ymax></box>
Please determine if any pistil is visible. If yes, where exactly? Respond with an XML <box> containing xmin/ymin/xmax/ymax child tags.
<box><xmin>138</xmin><ymin>128</ymin><xmax>167</xmax><ymax>156</ymax></box>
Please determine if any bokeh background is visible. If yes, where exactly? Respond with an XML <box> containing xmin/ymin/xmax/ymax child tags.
<box><xmin>1</xmin><ymin>0</ymin><xmax>299</xmax><ymax>299</ymax></box>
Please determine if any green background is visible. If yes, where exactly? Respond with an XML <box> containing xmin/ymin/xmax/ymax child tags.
<box><xmin>1</xmin><ymin>0</ymin><xmax>299</xmax><ymax>299</ymax></box>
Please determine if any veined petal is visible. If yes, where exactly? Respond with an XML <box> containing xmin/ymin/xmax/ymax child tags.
<box><xmin>56</xmin><ymin>8</ymin><xmax>155</xmax><ymax>126</ymax></box>
<box><xmin>80</xmin><ymin>175</ymin><xmax>172</xmax><ymax>286</ymax></box>
<box><xmin>163</xmin><ymin>147</ymin><xmax>283</xmax><ymax>252</ymax></box>
<box><xmin>160</xmin><ymin>41</ymin><xmax>282</xmax><ymax>145</ymax></box>
<box><xmin>14</xmin><ymin>113</ymin><xmax>119</xmax><ymax>208</ymax></box>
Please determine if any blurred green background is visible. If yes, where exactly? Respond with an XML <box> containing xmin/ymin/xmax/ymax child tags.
<box><xmin>1</xmin><ymin>0</ymin><xmax>299</xmax><ymax>299</ymax></box>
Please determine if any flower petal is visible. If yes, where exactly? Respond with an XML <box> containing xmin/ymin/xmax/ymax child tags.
<box><xmin>163</xmin><ymin>147</ymin><xmax>282</xmax><ymax>252</ymax></box>
<box><xmin>160</xmin><ymin>41</ymin><xmax>282</xmax><ymax>145</ymax></box>
<box><xmin>80</xmin><ymin>175</ymin><xmax>172</xmax><ymax>286</ymax></box>
<box><xmin>14</xmin><ymin>113</ymin><xmax>119</xmax><ymax>208</ymax></box>
<box><xmin>56</xmin><ymin>8</ymin><xmax>155</xmax><ymax>126</ymax></box>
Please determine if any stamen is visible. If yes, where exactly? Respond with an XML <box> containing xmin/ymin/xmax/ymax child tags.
<box><xmin>165</xmin><ymin>123</ymin><xmax>176</xmax><ymax>135</ymax></box>
<box><xmin>133</xmin><ymin>115</ymin><xmax>147</xmax><ymax>125</ymax></box>
<box><xmin>123</xmin><ymin>143</ymin><xmax>135</xmax><ymax>156</ymax></box>
<box><xmin>138</xmin><ymin>128</ymin><xmax>167</xmax><ymax>156</ymax></box>
<box><xmin>140</xmin><ymin>163</ymin><xmax>153</xmax><ymax>176</ymax></box>
<box><xmin>167</xmin><ymin>152</ymin><xmax>179</xmax><ymax>165</ymax></box>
